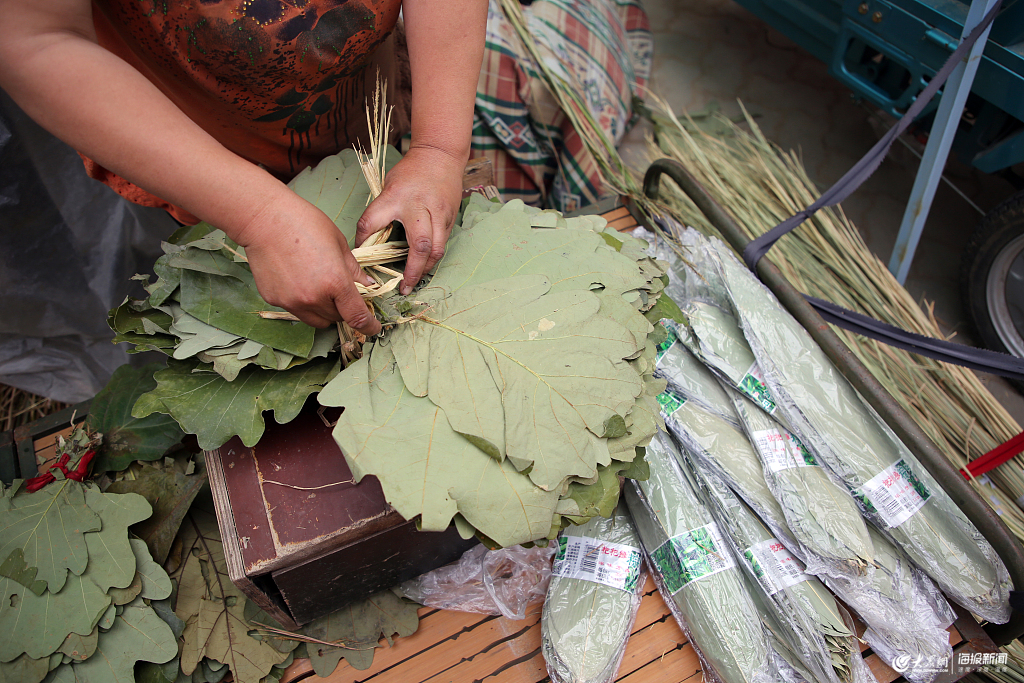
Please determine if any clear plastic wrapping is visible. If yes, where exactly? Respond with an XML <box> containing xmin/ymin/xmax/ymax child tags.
<box><xmin>680</xmin><ymin>229</ymin><xmax>1010</xmax><ymax>625</ymax></box>
<box><xmin>658</xmin><ymin>388</ymin><xmax>799</xmax><ymax>553</ymax></box>
<box><xmin>541</xmin><ymin>504</ymin><xmax>646</xmax><ymax>683</ymax></box>
<box><xmin>624</xmin><ymin>430</ymin><xmax>778</xmax><ymax>683</ymax></box>
<box><xmin>685</xmin><ymin>450</ymin><xmax>873</xmax><ymax>683</ymax></box>
<box><xmin>399</xmin><ymin>544</ymin><xmax>554</xmax><ymax>619</ymax></box>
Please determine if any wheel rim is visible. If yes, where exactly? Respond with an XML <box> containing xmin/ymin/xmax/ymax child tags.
<box><xmin>986</xmin><ymin>232</ymin><xmax>1024</xmax><ymax>357</ymax></box>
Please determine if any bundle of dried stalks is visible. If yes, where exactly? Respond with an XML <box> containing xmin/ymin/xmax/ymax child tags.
<box><xmin>642</xmin><ymin>97</ymin><xmax>1024</xmax><ymax>536</ymax></box>
<box><xmin>1</xmin><ymin>383</ymin><xmax>68</xmax><ymax>432</ymax></box>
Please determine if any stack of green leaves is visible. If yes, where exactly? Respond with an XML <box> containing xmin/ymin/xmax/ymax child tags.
<box><xmin>318</xmin><ymin>195</ymin><xmax>675</xmax><ymax>548</ymax></box>
<box><xmin>0</xmin><ymin>478</ymin><xmax>178</xmax><ymax>683</ymax></box>
<box><xmin>108</xmin><ymin>148</ymin><xmax>404</xmax><ymax>450</ymax></box>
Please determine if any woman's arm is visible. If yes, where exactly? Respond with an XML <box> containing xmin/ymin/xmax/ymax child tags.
<box><xmin>0</xmin><ymin>0</ymin><xmax>381</xmax><ymax>335</ymax></box>
<box><xmin>355</xmin><ymin>0</ymin><xmax>488</xmax><ymax>295</ymax></box>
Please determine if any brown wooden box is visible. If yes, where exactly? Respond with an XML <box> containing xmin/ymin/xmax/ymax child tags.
<box><xmin>205</xmin><ymin>404</ymin><xmax>478</xmax><ymax>629</ymax></box>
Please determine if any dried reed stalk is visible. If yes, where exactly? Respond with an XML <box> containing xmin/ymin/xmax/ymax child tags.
<box><xmin>0</xmin><ymin>384</ymin><xmax>68</xmax><ymax>432</ymax></box>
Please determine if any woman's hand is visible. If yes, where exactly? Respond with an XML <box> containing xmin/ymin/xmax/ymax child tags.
<box><xmin>238</xmin><ymin>191</ymin><xmax>382</xmax><ymax>336</ymax></box>
<box><xmin>355</xmin><ymin>145</ymin><xmax>465</xmax><ymax>295</ymax></box>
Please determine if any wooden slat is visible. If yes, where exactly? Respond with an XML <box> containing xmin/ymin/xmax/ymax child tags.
<box><xmin>33</xmin><ymin>424</ymin><xmax>74</xmax><ymax>476</ymax></box>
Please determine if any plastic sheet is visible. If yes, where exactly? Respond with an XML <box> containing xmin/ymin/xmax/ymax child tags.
<box><xmin>0</xmin><ymin>90</ymin><xmax>176</xmax><ymax>402</ymax></box>
<box><xmin>541</xmin><ymin>504</ymin><xmax>646</xmax><ymax>683</ymax></box>
<box><xmin>399</xmin><ymin>544</ymin><xmax>554</xmax><ymax>619</ymax></box>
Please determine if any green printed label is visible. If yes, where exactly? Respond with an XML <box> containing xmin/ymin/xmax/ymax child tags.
<box><xmin>656</xmin><ymin>389</ymin><xmax>687</xmax><ymax>418</ymax></box>
<box><xmin>737</xmin><ymin>363</ymin><xmax>777</xmax><ymax>414</ymax></box>
<box><xmin>655</xmin><ymin>323</ymin><xmax>679</xmax><ymax>364</ymax></box>
<box><xmin>650</xmin><ymin>523</ymin><xmax>734</xmax><ymax>594</ymax></box>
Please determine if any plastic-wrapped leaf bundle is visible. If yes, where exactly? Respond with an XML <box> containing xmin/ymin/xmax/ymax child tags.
<box><xmin>684</xmin><ymin>449</ymin><xmax>871</xmax><ymax>683</ymax></box>
<box><xmin>541</xmin><ymin>503</ymin><xmax>646</xmax><ymax>683</ymax></box>
<box><xmin>624</xmin><ymin>430</ymin><xmax>778</xmax><ymax>683</ymax></box>
<box><xmin>657</xmin><ymin>371</ymin><xmax>954</xmax><ymax>682</ymax></box>
<box><xmin>654</xmin><ymin>321</ymin><xmax>740</xmax><ymax>428</ymax></box>
<box><xmin>657</xmin><ymin>320</ymin><xmax>875</xmax><ymax>577</ymax></box>
<box><xmin>724</xmin><ymin>385</ymin><xmax>875</xmax><ymax>577</ymax></box>
<box><xmin>681</xmin><ymin>229</ymin><xmax>1011</xmax><ymax>625</ymax></box>
<box><xmin>657</xmin><ymin>386</ymin><xmax>799</xmax><ymax>552</ymax></box>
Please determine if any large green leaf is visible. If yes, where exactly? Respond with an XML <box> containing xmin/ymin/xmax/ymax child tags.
<box><xmin>302</xmin><ymin>590</ymin><xmax>419</xmax><ymax>674</ymax></box>
<box><xmin>0</xmin><ymin>653</ymin><xmax>49</xmax><ymax>683</ymax></box>
<box><xmin>87</xmin><ymin>364</ymin><xmax>186</xmax><ymax>472</ymax></box>
<box><xmin>177</xmin><ymin>269</ymin><xmax>315</xmax><ymax>358</ymax></box>
<box><xmin>390</xmin><ymin>274</ymin><xmax>642</xmax><ymax>490</ymax></box>
<box><xmin>132</xmin><ymin>357</ymin><xmax>341</xmax><ymax>450</ymax></box>
<box><xmin>171</xmin><ymin>502</ymin><xmax>290</xmax><ymax>683</ymax></box>
<box><xmin>105</xmin><ymin>463</ymin><xmax>207</xmax><ymax>564</ymax></box>
<box><xmin>82</xmin><ymin>487</ymin><xmax>151</xmax><ymax>593</ymax></box>
<box><xmin>287</xmin><ymin>146</ymin><xmax>401</xmax><ymax>245</ymax></box>
<box><xmin>44</xmin><ymin>598</ymin><xmax>177</xmax><ymax>683</ymax></box>
<box><xmin>0</xmin><ymin>480</ymin><xmax>101</xmax><ymax>594</ymax></box>
<box><xmin>0</xmin><ymin>571</ymin><xmax>110</xmax><ymax>662</ymax></box>
<box><xmin>430</xmin><ymin>199</ymin><xmax>650</xmax><ymax>299</ymax></box>
<box><xmin>320</xmin><ymin>344</ymin><xmax>560</xmax><ymax>547</ymax></box>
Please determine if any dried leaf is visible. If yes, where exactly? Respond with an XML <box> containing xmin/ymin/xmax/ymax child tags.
<box><xmin>0</xmin><ymin>548</ymin><xmax>46</xmax><ymax>596</ymax></box>
<box><xmin>0</xmin><ymin>570</ymin><xmax>111</xmax><ymax>661</ymax></box>
<box><xmin>0</xmin><ymin>480</ymin><xmax>101</xmax><ymax>593</ymax></box>
<box><xmin>132</xmin><ymin>356</ymin><xmax>341</xmax><ymax>450</ymax></box>
<box><xmin>390</xmin><ymin>274</ymin><xmax>641</xmax><ymax>490</ymax></box>
<box><xmin>302</xmin><ymin>590</ymin><xmax>419</xmax><ymax>675</ymax></box>
<box><xmin>171</xmin><ymin>501</ymin><xmax>289</xmax><ymax>682</ymax></box>
<box><xmin>45</xmin><ymin>598</ymin><xmax>177</xmax><ymax>683</ymax></box>
<box><xmin>177</xmin><ymin>269</ymin><xmax>315</xmax><ymax>359</ymax></box>
<box><xmin>57</xmin><ymin>629</ymin><xmax>97</xmax><ymax>662</ymax></box>
<box><xmin>87</xmin><ymin>364</ymin><xmax>186</xmax><ymax>472</ymax></box>
<box><xmin>321</xmin><ymin>344</ymin><xmax>560</xmax><ymax>547</ymax></box>
<box><xmin>82</xmin><ymin>487</ymin><xmax>151</xmax><ymax>593</ymax></box>
<box><xmin>0</xmin><ymin>653</ymin><xmax>49</xmax><ymax>683</ymax></box>
<box><xmin>106</xmin><ymin>464</ymin><xmax>206</xmax><ymax>564</ymax></box>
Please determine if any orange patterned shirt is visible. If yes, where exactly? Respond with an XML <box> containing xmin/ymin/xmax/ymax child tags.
<box><xmin>87</xmin><ymin>0</ymin><xmax>404</xmax><ymax>220</ymax></box>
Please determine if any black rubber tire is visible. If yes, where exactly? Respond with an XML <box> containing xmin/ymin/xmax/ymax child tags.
<box><xmin>961</xmin><ymin>190</ymin><xmax>1024</xmax><ymax>394</ymax></box>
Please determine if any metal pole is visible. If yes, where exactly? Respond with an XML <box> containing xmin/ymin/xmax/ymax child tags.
<box><xmin>888</xmin><ymin>0</ymin><xmax>999</xmax><ymax>283</ymax></box>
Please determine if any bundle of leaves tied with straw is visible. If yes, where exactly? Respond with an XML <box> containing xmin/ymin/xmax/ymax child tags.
<box><xmin>641</xmin><ymin>95</ymin><xmax>1024</xmax><ymax>540</ymax></box>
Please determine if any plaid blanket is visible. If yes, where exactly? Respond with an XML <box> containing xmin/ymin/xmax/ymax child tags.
<box><xmin>473</xmin><ymin>0</ymin><xmax>652</xmax><ymax>212</ymax></box>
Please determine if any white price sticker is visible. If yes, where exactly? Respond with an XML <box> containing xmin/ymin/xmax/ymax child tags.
<box><xmin>744</xmin><ymin>539</ymin><xmax>808</xmax><ymax>595</ymax></box>
<box><xmin>751</xmin><ymin>429</ymin><xmax>817</xmax><ymax>473</ymax></box>
<box><xmin>553</xmin><ymin>536</ymin><xmax>643</xmax><ymax>593</ymax></box>
<box><xmin>857</xmin><ymin>459</ymin><xmax>931</xmax><ymax>528</ymax></box>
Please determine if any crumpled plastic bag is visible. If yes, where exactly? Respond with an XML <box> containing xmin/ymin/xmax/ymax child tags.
<box><xmin>0</xmin><ymin>89</ymin><xmax>176</xmax><ymax>402</ymax></box>
<box><xmin>399</xmin><ymin>544</ymin><xmax>555</xmax><ymax>619</ymax></box>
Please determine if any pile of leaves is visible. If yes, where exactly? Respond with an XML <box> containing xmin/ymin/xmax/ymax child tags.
<box><xmin>318</xmin><ymin>194</ymin><xmax>682</xmax><ymax>548</ymax></box>
<box><xmin>1</xmin><ymin>410</ymin><xmax>420</xmax><ymax>683</ymax></box>
<box><xmin>109</xmin><ymin>148</ymin><xmax>403</xmax><ymax>450</ymax></box>
<box><xmin>0</xmin><ymin>473</ymin><xmax>177</xmax><ymax>683</ymax></box>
